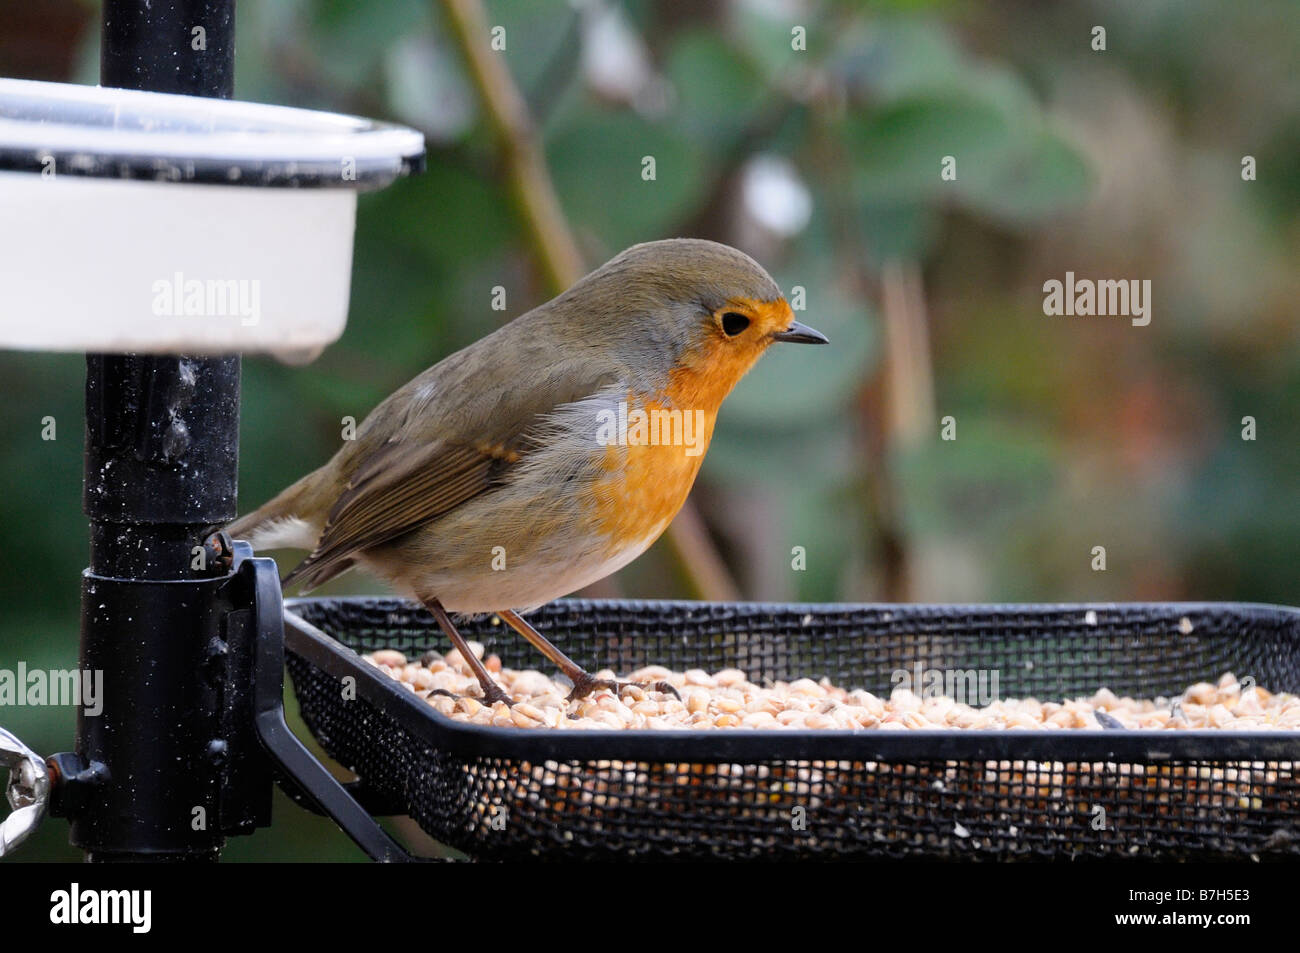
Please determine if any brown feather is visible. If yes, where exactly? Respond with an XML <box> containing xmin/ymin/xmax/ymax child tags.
<box><xmin>283</xmin><ymin>442</ymin><xmax>508</xmax><ymax>590</ymax></box>
<box><xmin>280</xmin><ymin>361</ymin><xmax>616</xmax><ymax>591</ymax></box>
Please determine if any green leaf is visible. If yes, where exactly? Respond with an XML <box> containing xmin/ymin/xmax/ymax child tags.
<box><xmin>313</xmin><ymin>0</ymin><xmax>432</xmax><ymax>90</ymax></box>
<box><xmin>832</xmin><ymin>17</ymin><xmax>969</xmax><ymax>102</ymax></box>
<box><xmin>845</xmin><ymin>94</ymin><xmax>1014</xmax><ymax>205</ymax></box>
<box><xmin>664</xmin><ymin>31</ymin><xmax>765</xmax><ymax>143</ymax></box>
<box><xmin>547</xmin><ymin>111</ymin><xmax>706</xmax><ymax>249</ymax></box>
<box><xmin>954</xmin><ymin>127</ymin><xmax>1094</xmax><ymax>223</ymax></box>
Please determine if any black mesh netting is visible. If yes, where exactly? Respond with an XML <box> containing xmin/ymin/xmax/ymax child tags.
<box><xmin>284</xmin><ymin>598</ymin><xmax>1300</xmax><ymax>860</ymax></box>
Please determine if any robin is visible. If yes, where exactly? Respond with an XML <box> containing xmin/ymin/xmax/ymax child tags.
<box><xmin>227</xmin><ymin>238</ymin><xmax>827</xmax><ymax>706</ymax></box>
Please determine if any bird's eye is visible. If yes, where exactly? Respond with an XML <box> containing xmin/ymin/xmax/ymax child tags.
<box><xmin>721</xmin><ymin>312</ymin><xmax>751</xmax><ymax>336</ymax></box>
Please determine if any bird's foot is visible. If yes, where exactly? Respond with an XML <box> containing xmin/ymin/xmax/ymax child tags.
<box><xmin>423</xmin><ymin>685</ymin><xmax>514</xmax><ymax>708</ymax></box>
<box><xmin>566</xmin><ymin>672</ymin><xmax>682</xmax><ymax>703</ymax></box>
<box><xmin>480</xmin><ymin>683</ymin><xmax>515</xmax><ymax>708</ymax></box>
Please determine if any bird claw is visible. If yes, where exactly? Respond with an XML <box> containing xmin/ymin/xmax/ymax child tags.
<box><xmin>566</xmin><ymin>673</ymin><xmax>682</xmax><ymax>703</ymax></box>
<box><xmin>423</xmin><ymin>686</ymin><xmax>514</xmax><ymax>708</ymax></box>
<box><xmin>644</xmin><ymin>680</ymin><xmax>683</xmax><ymax>702</ymax></box>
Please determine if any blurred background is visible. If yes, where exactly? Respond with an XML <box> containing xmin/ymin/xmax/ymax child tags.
<box><xmin>2</xmin><ymin>0</ymin><xmax>1298</xmax><ymax>859</ymax></box>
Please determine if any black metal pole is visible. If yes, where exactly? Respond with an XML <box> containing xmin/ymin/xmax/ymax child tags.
<box><xmin>74</xmin><ymin>0</ymin><xmax>239</xmax><ymax>862</ymax></box>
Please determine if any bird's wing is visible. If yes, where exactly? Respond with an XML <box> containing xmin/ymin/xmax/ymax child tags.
<box><xmin>283</xmin><ymin>355</ymin><xmax>619</xmax><ymax>592</ymax></box>
<box><xmin>281</xmin><ymin>439</ymin><xmax>513</xmax><ymax>591</ymax></box>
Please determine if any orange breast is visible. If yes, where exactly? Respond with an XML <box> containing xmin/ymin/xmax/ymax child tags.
<box><xmin>586</xmin><ymin>391</ymin><xmax>717</xmax><ymax>553</ymax></box>
<box><xmin>584</xmin><ymin>302</ymin><xmax>789</xmax><ymax>553</ymax></box>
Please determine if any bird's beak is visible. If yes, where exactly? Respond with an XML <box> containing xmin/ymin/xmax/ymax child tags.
<box><xmin>771</xmin><ymin>321</ymin><xmax>828</xmax><ymax>344</ymax></box>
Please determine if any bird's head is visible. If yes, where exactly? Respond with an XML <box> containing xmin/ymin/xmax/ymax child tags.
<box><xmin>552</xmin><ymin>238</ymin><xmax>827</xmax><ymax>409</ymax></box>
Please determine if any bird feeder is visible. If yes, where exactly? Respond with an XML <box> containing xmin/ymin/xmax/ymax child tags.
<box><xmin>3</xmin><ymin>0</ymin><xmax>1299</xmax><ymax>866</ymax></box>
<box><xmin>0</xmin><ymin>0</ymin><xmax>424</xmax><ymax>863</ymax></box>
<box><xmin>284</xmin><ymin>597</ymin><xmax>1300</xmax><ymax>861</ymax></box>
<box><xmin>0</xmin><ymin>78</ymin><xmax>421</xmax><ymax>360</ymax></box>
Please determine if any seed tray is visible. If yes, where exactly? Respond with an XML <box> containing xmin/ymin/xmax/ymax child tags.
<box><xmin>283</xmin><ymin>597</ymin><xmax>1300</xmax><ymax>861</ymax></box>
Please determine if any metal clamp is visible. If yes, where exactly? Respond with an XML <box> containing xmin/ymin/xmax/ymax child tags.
<box><xmin>0</xmin><ymin>726</ymin><xmax>50</xmax><ymax>857</ymax></box>
<box><xmin>228</xmin><ymin>540</ymin><xmax>418</xmax><ymax>862</ymax></box>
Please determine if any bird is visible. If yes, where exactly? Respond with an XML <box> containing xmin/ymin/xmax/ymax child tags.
<box><xmin>227</xmin><ymin>238</ymin><xmax>827</xmax><ymax>706</ymax></box>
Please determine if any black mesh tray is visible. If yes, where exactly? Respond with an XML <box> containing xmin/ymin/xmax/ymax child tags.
<box><xmin>284</xmin><ymin>597</ymin><xmax>1300</xmax><ymax>860</ymax></box>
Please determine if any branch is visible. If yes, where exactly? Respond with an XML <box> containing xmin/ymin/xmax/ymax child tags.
<box><xmin>437</xmin><ymin>0</ymin><xmax>584</xmax><ymax>294</ymax></box>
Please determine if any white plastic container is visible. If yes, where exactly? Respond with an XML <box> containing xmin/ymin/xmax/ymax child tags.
<box><xmin>0</xmin><ymin>78</ymin><xmax>425</xmax><ymax>359</ymax></box>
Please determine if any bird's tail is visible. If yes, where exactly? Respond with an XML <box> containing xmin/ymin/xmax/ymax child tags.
<box><xmin>225</xmin><ymin>468</ymin><xmax>329</xmax><ymax>552</ymax></box>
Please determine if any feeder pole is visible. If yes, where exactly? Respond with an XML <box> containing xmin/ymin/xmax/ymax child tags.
<box><xmin>74</xmin><ymin>0</ymin><xmax>240</xmax><ymax>862</ymax></box>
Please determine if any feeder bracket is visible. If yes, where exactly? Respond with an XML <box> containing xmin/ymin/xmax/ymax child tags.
<box><xmin>42</xmin><ymin>539</ymin><xmax>420</xmax><ymax>861</ymax></box>
<box><xmin>234</xmin><ymin>541</ymin><xmax>419</xmax><ymax>862</ymax></box>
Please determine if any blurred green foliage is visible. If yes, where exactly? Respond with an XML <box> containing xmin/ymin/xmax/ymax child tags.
<box><xmin>1</xmin><ymin>0</ymin><xmax>1298</xmax><ymax>859</ymax></box>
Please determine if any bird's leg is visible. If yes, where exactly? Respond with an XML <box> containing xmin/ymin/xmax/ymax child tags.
<box><xmin>496</xmin><ymin>608</ymin><xmax>681</xmax><ymax>702</ymax></box>
<box><xmin>421</xmin><ymin>596</ymin><xmax>513</xmax><ymax>707</ymax></box>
